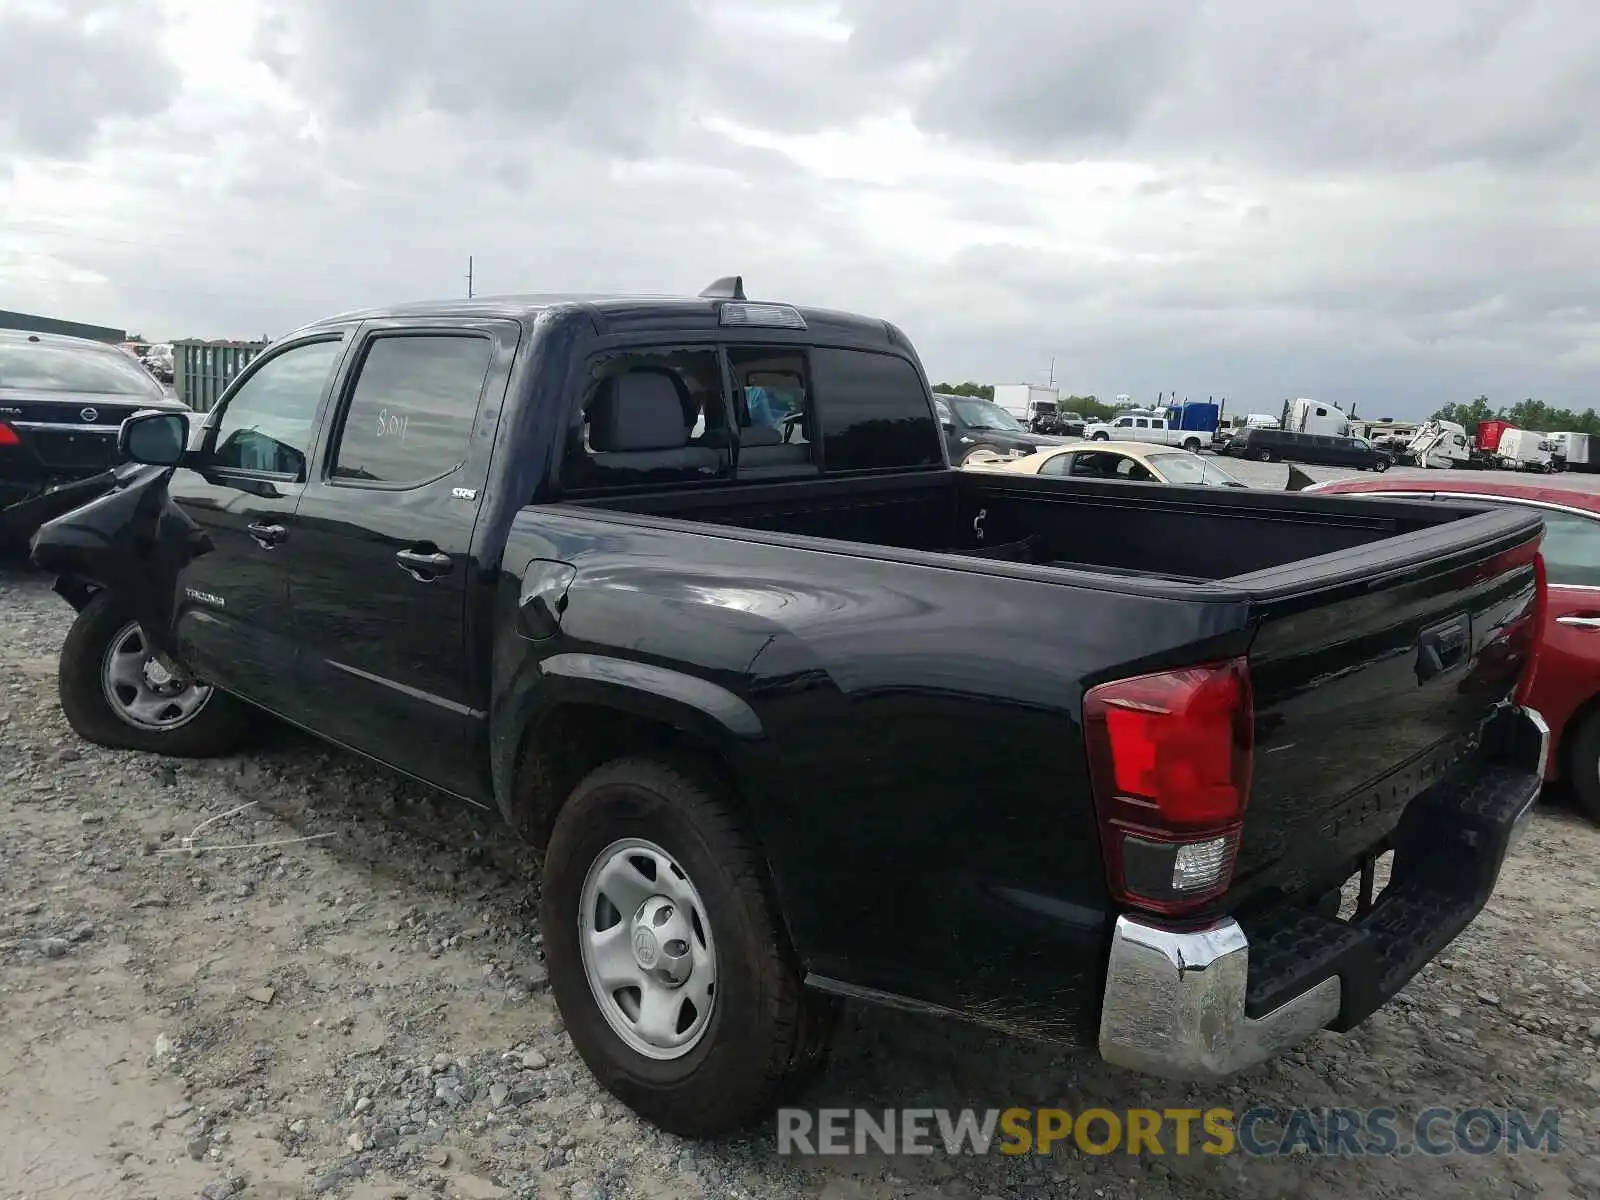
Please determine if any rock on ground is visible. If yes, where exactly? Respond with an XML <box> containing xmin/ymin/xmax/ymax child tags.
<box><xmin>2</xmin><ymin>555</ymin><xmax>1597</xmax><ymax>1200</ymax></box>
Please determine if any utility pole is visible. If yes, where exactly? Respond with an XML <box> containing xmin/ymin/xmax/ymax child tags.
<box><xmin>466</xmin><ymin>256</ymin><xmax>474</xmax><ymax>299</ymax></box>
<box><xmin>1048</xmin><ymin>356</ymin><xmax>1055</xmax><ymax>388</ymax></box>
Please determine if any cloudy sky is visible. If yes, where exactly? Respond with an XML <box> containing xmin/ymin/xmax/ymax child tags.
<box><xmin>3</xmin><ymin>0</ymin><xmax>1597</xmax><ymax>418</ymax></box>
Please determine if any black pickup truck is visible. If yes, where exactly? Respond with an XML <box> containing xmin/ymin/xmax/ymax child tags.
<box><xmin>28</xmin><ymin>278</ymin><xmax>1550</xmax><ymax>1138</ymax></box>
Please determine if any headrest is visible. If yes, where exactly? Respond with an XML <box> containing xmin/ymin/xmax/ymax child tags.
<box><xmin>589</xmin><ymin>371</ymin><xmax>689</xmax><ymax>452</ymax></box>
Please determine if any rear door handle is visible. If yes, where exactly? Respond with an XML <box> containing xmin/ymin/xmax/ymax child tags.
<box><xmin>1556</xmin><ymin>615</ymin><xmax>1600</xmax><ymax>629</ymax></box>
<box><xmin>396</xmin><ymin>548</ymin><xmax>453</xmax><ymax>581</ymax></box>
<box><xmin>246</xmin><ymin>521</ymin><xmax>287</xmax><ymax>548</ymax></box>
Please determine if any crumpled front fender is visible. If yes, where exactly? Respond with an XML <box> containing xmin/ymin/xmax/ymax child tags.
<box><xmin>0</xmin><ymin>470</ymin><xmax>120</xmax><ymax>541</ymax></box>
<box><xmin>28</xmin><ymin>465</ymin><xmax>213</xmax><ymax>664</ymax></box>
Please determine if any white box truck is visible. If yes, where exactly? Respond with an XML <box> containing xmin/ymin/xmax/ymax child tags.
<box><xmin>991</xmin><ymin>384</ymin><xmax>1060</xmax><ymax>424</ymax></box>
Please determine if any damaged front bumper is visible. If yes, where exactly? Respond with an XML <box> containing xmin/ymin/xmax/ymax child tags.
<box><xmin>1097</xmin><ymin>704</ymin><xmax>1547</xmax><ymax>1080</ymax></box>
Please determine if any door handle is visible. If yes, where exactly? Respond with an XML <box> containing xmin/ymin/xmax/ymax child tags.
<box><xmin>1556</xmin><ymin>615</ymin><xmax>1600</xmax><ymax>629</ymax></box>
<box><xmin>396</xmin><ymin>548</ymin><xmax>453</xmax><ymax>581</ymax></box>
<box><xmin>246</xmin><ymin>521</ymin><xmax>287</xmax><ymax>548</ymax></box>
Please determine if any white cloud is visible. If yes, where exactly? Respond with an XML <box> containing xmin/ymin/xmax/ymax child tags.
<box><xmin>2</xmin><ymin>0</ymin><xmax>1598</xmax><ymax>415</ymax></box>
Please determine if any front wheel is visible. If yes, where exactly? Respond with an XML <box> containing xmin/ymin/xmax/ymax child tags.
<box><xmin>1091</xmin><ymin>432</ymin><xmax>1110</xmax><ymax>442</ymax></box>
<box><xmin>1255</xmin><ymin>448</ymin><xmax>1275</xmax><ymax>462</ymax></box>
<box><xmin>1372</xmin><ymin>458</ymin><xmax>1390</xmax><ymax>473</ymax></box>
<box><xmin>58</xmin><ymin>591</ymin><xmax>253</xmax><ymax>756</ymax></box>
<box><xmin>540</xmin><ymin>758</ymin><xmax>837</xmax><ymax>1137</ymax></box>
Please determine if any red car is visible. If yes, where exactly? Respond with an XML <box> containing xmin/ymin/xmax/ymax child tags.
<box><xmin>1307</xmin><ymin>471</ymin><xmax>1600</xmax><ymax>820</ymax></box>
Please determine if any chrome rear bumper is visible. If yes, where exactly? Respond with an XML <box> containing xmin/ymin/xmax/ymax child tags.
<box><xmin>1098</xmin><ymin>704</ymin><xmax>1546</xmax><ymax>1080</ymax></box>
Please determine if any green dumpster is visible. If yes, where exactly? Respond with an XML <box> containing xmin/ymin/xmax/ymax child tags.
<box><xmin>174</xmin><ymin>339</ymin><xmax>267</xmax><ymax>412</ymax></box>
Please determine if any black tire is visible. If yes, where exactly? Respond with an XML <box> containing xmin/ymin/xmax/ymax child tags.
<box><xmin>58</xmin><ymin>591</ymin><xmax>253</xmax><ymax>757</ymax></box>
<box><xmin>541</xmin><ymin>757</ymin><xmax>837</xmax><ymax>1137</ymax></box>
<box><xmin>1255</xmin><ymin>448</ymin><xmax>1275</xmax><ymax>462</ymax></box>
<box><xmin>1373</xmin><ymin>457</ymin><xmax>1390</xmax><ymax>473</ymax></box>
<box><xmin>1091</xmin><ymin>432</ymin><xmax>1109</xmax><ymax>442</ymax></box>
<box><xmin>1566</xmin><ymin>712</ymin><xmax>1600</xmax><ymax>824</ymax></box>
<box><xmin>959</xmin><ymin>444</ymin><xmax>1005</xmax><ymax>465</ymax></box>
<box><xmin>1182</xmin><ymin>437</ymin><xmax>1202</xmax><ymax>453</ymax></box>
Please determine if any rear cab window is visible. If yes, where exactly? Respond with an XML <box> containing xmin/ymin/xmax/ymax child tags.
<box><xmin>727</xmin><ymin>347</ymin><xmax>814</xmax><ymax>479</ymax></box>
<box><xmin>809</xmin><ymin>347</ymin><xmax>943</xmax><ymax>473</ymax></box>
<box><xmin>559</xmin><ymin>347</ymin><xmax>731</xmax><ymax>492</ymax></box>
<box><xmin>558</xmin><ymin>340</ymin><xmax>943</xmax><ymax>493</ymax></box>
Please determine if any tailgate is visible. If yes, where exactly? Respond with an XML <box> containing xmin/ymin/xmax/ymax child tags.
<box><xmin>1224</xmin><ymin>499</ymin><xmax>1543</xmax><ymax>913</ymax></box>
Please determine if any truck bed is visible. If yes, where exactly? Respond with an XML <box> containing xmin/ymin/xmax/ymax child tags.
<box><xmin>528</xmin><ymin>467</ymin><xmax>1543</xmax><ymax>1034</ymax></box>
<box><xmin>572</xmin><ymin>468</ymin><xmax>1510</xmax><ymax>588</ymax></box>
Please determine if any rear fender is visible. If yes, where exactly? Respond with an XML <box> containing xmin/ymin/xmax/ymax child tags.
<box><xmin>27</xmin><ymin>465</ymin><xmax>212</xmax><ymax>663</ymax></box>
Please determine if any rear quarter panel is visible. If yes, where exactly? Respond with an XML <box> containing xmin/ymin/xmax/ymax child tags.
<box><xmin>493</xmin><ymin>505</ymin><xmax>1254</xmax><ymax>1041</ymax></box>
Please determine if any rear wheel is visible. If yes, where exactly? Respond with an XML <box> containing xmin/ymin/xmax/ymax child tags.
<box><xmin>1566</xmin><ymin>712</ymin><xmax>1600</xmax><ymax>824</ymax></box>
<box><xmin>1182</xmin><ymin>437</ymin><xmax>1202</xmax><ymax>453</ymax></box>
<box><xmin>58</xmin><ymin>591</ymin><xmax>253</xmax><ymax>756</ymax></box>
<box><xmin>540</xmin><ymin>758</ymin><xmax>837</xmax><ymax>1137</ymax></box>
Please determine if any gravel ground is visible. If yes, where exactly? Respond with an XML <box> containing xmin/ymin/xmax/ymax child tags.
<box><xmin>3</xmin><ymin>469</ymin><xmax>1599</xmax><ymax>1200</ymax></box>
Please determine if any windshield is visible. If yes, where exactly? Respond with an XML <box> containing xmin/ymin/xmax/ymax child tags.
<box><xmin>0</xmin><ymin>343</ymin><xmax>164</xmax><ymax>396</ymax></box>
<box><xmin>1147</xmin><ymin>452</ymin><xmax>1245</xmax><ymax>487</ymax></box>
<box><xmin>955</xmin><ymin>399</ymin><xmax>1024</xmax><ymax>432</ymax></box>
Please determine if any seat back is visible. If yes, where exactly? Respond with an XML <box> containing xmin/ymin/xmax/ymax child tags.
<box><xmin>588</xmin><ymin>370</ymin><xmax>724</xmax><ymax>474</ymax></box>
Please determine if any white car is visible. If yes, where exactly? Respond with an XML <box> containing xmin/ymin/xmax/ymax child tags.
<box><xmin>1081</xmin><ymin>413</ymin><xmax>1209</xmax><ymax>452</ymax></box>
<box><xmin>962</xmin><ymin>441</ymin><xmax>1249</xmax><ymax>487</ymax></box>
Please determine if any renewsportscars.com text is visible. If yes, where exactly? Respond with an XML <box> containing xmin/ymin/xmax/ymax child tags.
<box><xmin>776</xmin><ymin>1106</ymin><xmax>1563</xmax><ymax>1158</ymax></box>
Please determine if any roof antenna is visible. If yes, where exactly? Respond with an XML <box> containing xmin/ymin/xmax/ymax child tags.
<box><xmin>699</xmin><ymin>275</ymin><xmax>746</xmax><ymax>301</ymax></box>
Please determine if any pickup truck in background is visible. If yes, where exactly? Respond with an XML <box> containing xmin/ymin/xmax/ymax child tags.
<box><xmin>1083</xmin><ymin>411</ymin><xmax>1209</xmax><ymax>452</ymax></box>
<box><xmin>932</xmin><ymin>391</ymin><xmax>1070</xmax><ymax>464</ymax></box>
<box><xmin>28</xmin><ymin>277</ymin><xmax>1550</xmax><ymax>1138</ymax></box>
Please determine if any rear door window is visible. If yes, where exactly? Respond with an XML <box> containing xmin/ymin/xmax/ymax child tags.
<box><xmin>1538</xmin><ymin>510</ymin><xmax>1600</xmax><ymax>586</ymax></box>
<box><xmin>330</xmin><ymin>334</ymin><xmax>493</xmax><ymax>486</ymax></box>
<box><xmin>810</xmin><ymin>348</ymin><xmax>942</xmax><ymax>472</ymax></box>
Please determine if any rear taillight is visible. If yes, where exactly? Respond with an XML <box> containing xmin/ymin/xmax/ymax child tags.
<box><xmin>0</xmin><ymin>421</ymin><xmax>19</xmax><ymax>446</ymax></box>
<box><xmin>1083</xmin><ymin>657</ymin><xmax>1253</xmax><ymax>916</ymax></box>
<box><xmin>1514</xmin><ymin>551</ymin><xmax>1548</xmax><ymax>706</ymax></box>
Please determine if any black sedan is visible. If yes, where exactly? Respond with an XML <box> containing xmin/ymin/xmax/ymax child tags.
<box><xmin>1</xmin><ymin>329</ymin><xmax>187</xmax><ymax>540</ymax></box>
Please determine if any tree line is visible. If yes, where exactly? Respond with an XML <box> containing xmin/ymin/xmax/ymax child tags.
<box><xmin>1428</xmin><ymin>396</ymin><xmax>1600</xmax><ymax>438</ymax></box>
<box><xmin>936</xmin><ymin>382</ymin><xmax>1600</xmax><ymax>438</ymax></box>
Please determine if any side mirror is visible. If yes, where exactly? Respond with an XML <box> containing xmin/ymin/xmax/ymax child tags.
<box><xmin>118</xmin><ymin>410</ymin><xmax>190</xmax><ymax>467</ymax></box>
<box><xmin>940</xmin><ymin>419</ymin><xmax>954</xmax><ymax>431</ymax></box>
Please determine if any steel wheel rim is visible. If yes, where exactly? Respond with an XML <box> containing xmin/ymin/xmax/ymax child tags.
<box><xmin>578</xmin><ymin>836</ymin><xmax>718</xmax><ymax>1061</ymax></box>
<box><xmin>100</xmin><ymin>621</ymin><xmax>213</xmax><ymax>731</ymax></box>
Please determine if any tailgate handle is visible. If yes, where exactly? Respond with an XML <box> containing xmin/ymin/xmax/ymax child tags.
<box><xmin>1416</xmin><ymin>615</ymin><xmax>1469</xmax><ymax>683</ymax></box>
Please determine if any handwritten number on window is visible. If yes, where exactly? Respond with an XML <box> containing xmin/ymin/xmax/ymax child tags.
<box><xmin>375</xmin><ymin>408</ymin><xmax>408</xmax><ymax>441</ymax></box>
